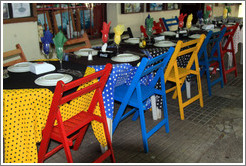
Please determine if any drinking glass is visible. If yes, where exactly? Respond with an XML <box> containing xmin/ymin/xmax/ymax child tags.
<box><xmin>41</xmin><ymin>43</ymin><xmax>53</xmax><ymax>59</ymax></box>
<box><xmin>115</xmin><ymin>36</ymin><xmax>121</xmax><ymax>55</ymax></box>
<box><xmin>146</xmin><ymin>27</ymin><xmax>153</xmax><ymax>45</ymax></box>
<box><xmin>56</xmin><ymin>46</ymin><xmax>66</xmax><ymax>72</ymax></box>
<box><xmin>3</xmin><ymin>69</ymin><xmax>9</xmax><ymax>79</ymax></box>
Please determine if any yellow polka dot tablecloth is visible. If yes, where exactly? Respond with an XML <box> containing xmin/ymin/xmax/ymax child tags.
<box><xmin>3</xmin><ymin>67</ymin><xmax>107</xmax><ymax>163</ymax></box>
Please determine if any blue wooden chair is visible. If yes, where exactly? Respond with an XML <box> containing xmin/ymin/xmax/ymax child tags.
<box><xmin>197</xmin><ymin>27</ymin><xmax>227</xmax><ymax>96</ymax></box>
<box><xmin>162</xmin><ymin>16</ymin><xmax>179</xmax><ymax>31</ymax></box>
<box><xmin>112</xmin><ymin>47</ymin><xmax>175</xmax><ymax>153</ymax></box>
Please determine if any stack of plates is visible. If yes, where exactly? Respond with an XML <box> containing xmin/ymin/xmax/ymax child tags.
<box><xmin>74</xmin><ymin>48</ymin><xmax>98</xmax><ymax>56</ymax></box>
<box><xmin>160</xmin><ymin>31</ymin><xmax>176</xmax><ymax>36</ymax></box>
<box><xmin>111</xmin><ymin>54</ymin><xmax>140</xmax><ymax>62</ymax></box>
<box><xmin>154</xmin><ymin>41</ymin><xmax>176</xmax><ymax>48</ymax></box>
<box><xmin>34</xmin><ymin>73</ymin><xmax>73</xmax><ymax>86</ymax></box>
<box><xmin>7</xmin><ymin>62</ymin><xmax>32</xmax><ymax>73</ymax></box>
<box><xmin>189</xmin><ymin>34</ymin><xmax>201</xmax><ymax>39</ymax></box>
<box><xmin>124</xmin><ymin>38</ymin><xmax>140</xmax><ymax>44</ymax></box>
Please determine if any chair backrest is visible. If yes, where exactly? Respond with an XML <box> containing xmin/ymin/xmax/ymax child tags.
<box><xmin>165</xmin><ymin>34</ymin><xmax>206</xmax><ymax>79</ymax></box>
<box><xmin>159</xmin><ymin>18</ymin><xmax>167</xmax><ymax>32</ymax></box>
<box><xmin>125</xmin><ymin>47</ymin><xmax>174</xmax><ymax>98</ymax></box>
<box><xmin>3</xmin><ymin>44</ymin><xmax>27</xmax><ymax>67</ymax></box>
<box><xmin>198</xmin><ymin>27</ymin><xmax>227</xmax><ymax>59</ymax></box>
<box><xmin>122</xmin><ymin>27</ymin><xmax>134</xmax><ymax>39</ymax></box>
<box><xmin>64</xmin><ymin>32</ymin><xmax>91</xmax><ymax>53</ymax></box>
<box><xmin>220</xmin><ymin>22</ymin><xmax>239</xmax><ymax>50</ymax></box>
<box><xmin>45</xmin><ymin>63</ymin><xmax>112</xmax><ymax>130</ymax></box>
<box><xmin>52</xmin><ymin>9</ymin><xmax>76</xmax><ymax>34</ymax></box>
<box><xmin>162</xmin><ymin>16</ymin><xmax>179</xmax><ymax>31</ymax></box>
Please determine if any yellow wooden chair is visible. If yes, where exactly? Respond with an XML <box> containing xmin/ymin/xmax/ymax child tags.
<box><xmin>164</xmin><ymin>34</ymin><xmax>205</xmax><ymax>120</ymax></box>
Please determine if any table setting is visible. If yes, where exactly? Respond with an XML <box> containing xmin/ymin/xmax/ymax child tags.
<box><xmin>2</xmin><ymin>31</ymin><xmax>109</xmax><ymax>163</ymax></box>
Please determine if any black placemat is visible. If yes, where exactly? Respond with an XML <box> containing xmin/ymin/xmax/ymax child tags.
<box><xmin>69</xmin><ymin>44</ymin><xmax>149</xmax><ymax>67</ymax></box>
<box><xmin>3</xmin><ymin>61</ymin><xmax>87</xmax><ymax>93</ymax></box>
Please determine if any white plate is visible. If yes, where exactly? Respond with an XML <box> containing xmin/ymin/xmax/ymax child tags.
<box><xmin>189</xmin><ymin>34</ymin><xmax>201</xmax><ymax>39</ymax></box>
<box><xmin>74</xmin><ymin>48</ymin><xmax>98</xmax><ymax>57</ymax></box>
<box><xmin>7</xmin><ymin>62</ymin><xmax>32</xmax><ymax>73</ymax></box>
<box><xmin>34</xmin><ymin>73</ymin><xmax>73</xmax><ymax>86</ymax></box>
<box><xmin>124</xmin><ymin>38</ymin><xmax>140</xmax><ymax>44</ymax></box>
<box><xmin>160</xmin><ymin>31</ymin><xmax>176</xmax><ymax>36</ymax></box>
<box><xmin>211</xmin><ymin>28</ymin><xmax>221</xmax><ymax>32</ymax></box>
<box><xmin>189</xmin><ymin>27</ymin><xmax>200</xmax><ymax>31</ymax></box>
<box><xmin>111</xmin><ymin>54</ymin><xmax>140</xmax><ymax>62</ymax></box>
<box><xmin>227</xmin><ymin>22</ymin><xmax>236</xmax><ymax>25</ymax></box>
<box><xmin>154</xmin><ymin>41</ymin><xmax>176</xmax><ymax>48</ymax></box>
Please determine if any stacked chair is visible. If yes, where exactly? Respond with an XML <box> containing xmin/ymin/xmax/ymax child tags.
<box><xmin>197</xmin><ymin>27</ymin><xmax>227</xmax><ymax>96</ymax></box>
<box><xmin>3</xmin><ymin>44</ymin><xmax>27</xmax><ymax>67</ymax></box>
<box><xmin>161</xmin><ymin>16</ymin><xmax>179</xmax><ymax>31</ymax></box>
<box><xmin>112</xmin><ymin>47</ymin><xmax>175</xmax><ymax>153</ymax></box>
<box><xmin>165</xmin><ymin>35</ymin><xmax>205</xmax><ymax>120</ymax></box>
<box><xmin>64</xmin><ymin>32</ymin><xmax>91</xmax><ymax>53</ymax></box>
<box><xmin>219</xmin><ymin>23</ymin><xmax>239</xmax><ymax>84</ymax></box>
<box><xmin>38</xmin><ymin>64</ymin><xmax>115</xmax><ymax>163</ymax></box>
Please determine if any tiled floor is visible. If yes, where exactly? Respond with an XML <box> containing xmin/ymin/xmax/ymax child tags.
<box><xmin>39</xmin><ymin>44</ymin><xmax>244</xmax><ymax>163</ymax></box>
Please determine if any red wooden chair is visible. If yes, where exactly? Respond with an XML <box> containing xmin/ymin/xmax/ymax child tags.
<box><xmin>38</xmin><ymin>64</ymin><xmax>115</xmax><ymax>163</ymax></box>
<box><xmin>219</xmin><ymin>23</ymin><xmax>239</xmax><ymax>84</ymax></box>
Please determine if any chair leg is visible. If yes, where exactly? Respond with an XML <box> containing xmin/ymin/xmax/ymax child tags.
<box><xmin>218</xmin><ymin>58</ymin><xmax>224</xmax><ymax>88</ymax></box>
<box><xmin>162</xmin><ymin>93</ymin><xmax>170</xmax><ymax>133</ymax></box>
<box><xmin>73</xmin><ymin>124</ymin><xmax>89</xmax><ymax>151</ymax></box>
<box><xmin>56</xmin><ymin>114</ymin><xmax>73</xmax><ymax>163</ymax></box>
<box><xmin>205</xmin><ymin>66</ymin><xmax>212</xmax><ymax>96</ymax></box>
<box><xmin>38</xmin><ymin>135</ymin><xmax>51</xmax><ymax>163</ymax></box>
<box><xmin>232</xmin><ymin>52</ymin><xmax>238</xmax><ymax>78</ymax></box>
<box><xmin>176</xmin><ymin>81</ymin><xmax>185</xmax><ymax>120</ymax></box>
<box><xmin>196</xmin><ymin>73</ymin><xmax>204</xmax><ymax>108</ymax></box>
<box><xmin>132</xmin><ymin>110</ymin><xmax>139</xmax><ymax>121</ymax></box>
<box><xmin>139</xmin><ymin>108</ymin><xmax>149</xmax><ymax>153</ymax></box>
<box><xmin>221</xmin><ymin>52</ymin><xmax>227</xmax><ymax>84</ymax></box>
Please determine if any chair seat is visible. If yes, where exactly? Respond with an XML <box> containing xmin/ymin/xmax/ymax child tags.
<box><xmin>114</xmin><ymin>84</ymin><xmax>153</xmax><ymax>108</ymax></box>
<box><xmin>49</xmin><ymin>111</ymin><xmax>94</xmax><ymax>142</ymax></box>
<box><xmin>167</xmin><ymin>67</ymin><xmax>195</xmax><ymax>82</ymax></box>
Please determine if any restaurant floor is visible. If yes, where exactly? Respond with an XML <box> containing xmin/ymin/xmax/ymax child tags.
<box><xmin>42</xmin><ymin>44</ymin><xmax>244</xmax><ymax>164</ymax></box>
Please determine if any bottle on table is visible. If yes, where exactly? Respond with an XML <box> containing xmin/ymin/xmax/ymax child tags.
<box><xmin>176</xmin><ymin>27</ymin><xmax>180</xmax><ymax>38</ymax></box>
<box><xmin>139</xmin><ymin>33</ymin><xmax>146</xmax><ymax>48</ymax></box>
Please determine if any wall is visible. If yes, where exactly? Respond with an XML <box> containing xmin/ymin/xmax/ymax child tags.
<box><xmin>3</xmin><ymin>21</ymin><xmax>43</xmax><ymax>61</ymax></box>
<box><xmin>208</xmin><ymin>3</ymin><xmax>240</xmax><ymax>18</ymax></box>
<box><xmin>107</xmin><ymin>3</ymin><xmax>180</xmax><ymax>37</ymax></box>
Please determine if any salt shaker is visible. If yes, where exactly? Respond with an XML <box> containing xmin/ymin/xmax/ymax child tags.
<box><xmin>88</xmin><ymin>51</ymin><xmax>93</xmax><ymax>61</ymax></box>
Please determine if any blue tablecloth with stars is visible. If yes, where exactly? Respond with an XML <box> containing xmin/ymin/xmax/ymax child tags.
<box><xmin>89</xmin><ymin>63</ymin><xmax>152</xmax><ymax>119</ymax></box>
<box><xmin>90</xmin><ymin>46</ymin><xmax>155</xmax><ymax>119</ymax></box>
